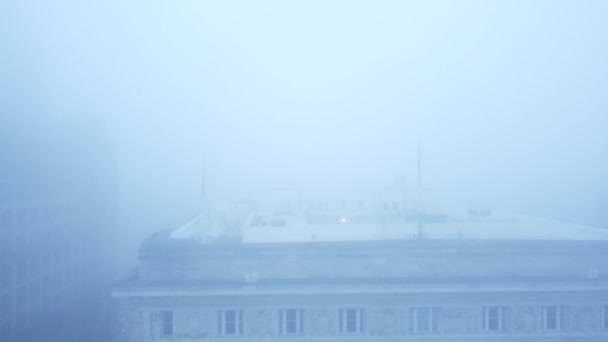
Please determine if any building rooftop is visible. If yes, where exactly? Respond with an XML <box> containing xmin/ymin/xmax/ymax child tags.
<box><xmin>127</xmin><ymin>207</ymin><xmax>608</xmax><ymax>297</ymax></box>
<box><xmin>168</xmin><ymin>205</ymin><xmax>608</xmax><ymax>244</ymax></box>
<box><xmin>242</xmin><ymin>210</ymin><xmax>608</xmax><ymax>243</ymax></box>
<box><xmin>159</xmin><ymin>183</ymin><xmax>608</xmax><ymax>244</ymax></box>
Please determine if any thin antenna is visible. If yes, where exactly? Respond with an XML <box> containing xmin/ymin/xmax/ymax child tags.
<box><xmin>416</xmin><ymin>140</ymin><xmax>423</xmax><ymax>238</ymax></box>
<box><xmin>200</xmin><ymin>137</ymin><xmax>209</xmax><ymax>214</ymax></box>
<box><xmin>416</xmin><ymin>141</ymin><xmax>421</xmax><ymax>189</ymax></box>
<box><xmin>201</xmin><ymin>158</ymin><xmax>207</xmax><ymax>213</ymax></box>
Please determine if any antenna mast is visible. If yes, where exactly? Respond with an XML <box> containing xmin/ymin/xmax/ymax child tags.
<box><xmin>416</xmin><ymin>141</ymin><xmax>421</xmax><ymax>189</ymax></box>
<box><xmin>201</xmin><ymin>158</ymin><xmax>207</xmax><ymax>214</ymax></box>
<box><xmin>416</xmin><ymin>141</ymin><xmax>423</xmax><ymax>238</ymax></box>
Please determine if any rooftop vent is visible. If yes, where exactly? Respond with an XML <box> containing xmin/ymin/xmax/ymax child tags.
<box><xmin>468</xmin><ymin>208</ymin><xmax>492</xmax><ymax>218</ymax></box>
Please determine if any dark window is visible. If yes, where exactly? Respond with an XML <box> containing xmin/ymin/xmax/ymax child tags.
<box><xmin>339</xmin><ymin>308</ymin><xmax>364</xmax><ymax>333</ymax></box>
<box><xmin>279</xmin><ymin>309</ymin><xmax>304</xmax><ymax>334</ymax></box>
<box><xmin>219</xmin><ymin>310</ymin><xmax>243</xmax><ymax>335</ymax></box>
<box><xmin>225</xmin><ymin>311</ymin><xmax>236</xmax><ymax>333</ymax></box>
<box><xmin>409</xmin><ymin>307</ymin><xmax>438</xmax><ymax>334</ymax></box>
<box><xmin>161</xmin><ymin>311</ymin><xmax>173</xmax><ymax>337</ymax></box>
<box><xmin>483</xmin><ymin>306</ymin><xmax>505</xmax><ymax>331</ymax></box>
<box><xmin>271</xmin><ymin>219</ymin><xmax>286</xmax><ymax>227</ymax></box>
<box><xmin>251</xmin><ymin>216</ymin><xmax>266</xmax><ymax>227</ymax></box>
<box><xmin>542</xmin><ymin>306</ymin><xmax>562</xmax><ymax>331</ymax></box>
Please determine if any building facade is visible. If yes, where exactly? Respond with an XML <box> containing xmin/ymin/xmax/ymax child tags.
<box><xmin>0</xmin><ymin>114</ymin><xmax>117</xmax><ymax>341</ymax></box>
<box><xmin>114</xmin><ymin>204</ymin><xmax>608</xmax><ymax>342</ymax></box>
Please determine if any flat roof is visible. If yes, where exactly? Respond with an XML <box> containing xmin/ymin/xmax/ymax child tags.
<box><xmin>241</xmin><ymin>210</ymin><xmax>608</xmax><ymax>243</ymax></box>
<box><xmin>168</xmin><ymin>200</ymin><xmax>608</xmax><ymax>244</ymax></box>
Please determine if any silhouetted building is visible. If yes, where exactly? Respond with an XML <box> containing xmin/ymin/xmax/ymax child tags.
<box><xmin>113</xmin><ymin>198</ymin><xmax>608</xmax><ymax>341</ymax></box>
<box><xmin>0</xmin><ymin>114</ymin><xmax>117</xmax><ymax>341</ymax></box>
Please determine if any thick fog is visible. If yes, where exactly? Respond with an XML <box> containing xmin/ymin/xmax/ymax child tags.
<box><xmin>3</xmin><ymin>1</ymin><xmax>608</xmax><ymax>341</ymax></box>
<box><xmin>4</xmin><ymin>0</ymin><xmax>608</xmax><ymax>255</ymax></box>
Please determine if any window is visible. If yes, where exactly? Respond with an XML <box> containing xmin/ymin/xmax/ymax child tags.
<box><xmin>243</xmin><ymin>271</ymin><xmax>258</xmax><ymax>283</ymax></box>
<box><xmin>409</xmin><ymin>307</ymin><xmax>438</xmax><ymax>334</ymax></box>
<box><xmin>160</xmin><ymin>311</ymin><xmax>173</xmax><ymax>338</ymax></box>
<box><xmin>218</xmin><ymin>310</ymin><xmax>243</xmax><ymax>336</ymax></box>
<box><xmin>357</xmin><ymin>201</ymin><xmax>366</xmax><ymax>210</ymax></box>
<box><xmin>279</xmin><ymin>309</ymin><xmax>304</xmax><ymax>335</ymax></box>
<box><xmin>339</xmin><ymin>308</ymin><xmax>365</xmax><ymax>334</ymax></box>
<box><xmin>392</xmin><ymin>201</ymin><xmax>399</xmax><ymax>210</ymax></box>
<box><xmin>271</xmin><ymin>218</ymin><xmax>286</xmax><ymax>227</ymax></box>
<box><xmin>340</xmin><ymin>201</ymin><xmax>348</xmax><ymax>210</ymax></box>
<box><xmin>251</xmin><ymin>216</ymin><xmax>266</xmax><ymax>227</ymax></box>
<box><xmin>483</xmin><ymin>306</ymin><xmax>506</xmax><ymax>331</ymax></box>
<box><xmin>542</xmin><ymin>306</ymin><xmax>563</xmax><ymax>331</ymax></box>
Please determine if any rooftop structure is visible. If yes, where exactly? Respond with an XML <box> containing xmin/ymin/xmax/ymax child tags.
<box><xmin>169</xmin><ymin>191</ymin><xmax>608</xmax><ymax>244</ymax></box>
<box><xmin>113</xmin><ymin>191</ymin><xmax>608</xmax><ymax>342</ymax></box>
<box><xmin>242</xmin><ymin>210</ymin><xmax>608</xmax><ymax>243</ymax></box>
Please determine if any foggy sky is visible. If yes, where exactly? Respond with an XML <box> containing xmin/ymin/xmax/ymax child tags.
<box><xmin>3</xmin><ymin>0</ymin><xmax>608</xmax><ymax>236</ymax></box>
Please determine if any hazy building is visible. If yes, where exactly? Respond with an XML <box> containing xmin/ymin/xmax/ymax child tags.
<box><xmin>0</xmin><ymin>115</ymin><xmax>117</xmax><ymax>341</ymax></box>
<box><xmin>113</xmin><ymin>197</ymin><xmax>608</xmax><ymax>341</ymax></box>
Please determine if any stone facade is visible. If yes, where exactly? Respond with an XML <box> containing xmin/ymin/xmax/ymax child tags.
<box><xmin>114</xmin><ymin>237</ymin><xmax>608</xmax><ymax>341</ymax></box>
<box><xmin>116</xmin><ymin>294</ymin><xmax>608</xmax><ymax>341</ymax></box>
<box><xmin>136</xmin><ymin>239</ymin><xmax>608</xmax><ymax>285</ymax></box>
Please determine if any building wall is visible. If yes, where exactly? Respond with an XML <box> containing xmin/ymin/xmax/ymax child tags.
<box><xmin>0</xmin><ymin>114</ymin><xmax>118</xmax><ymax>341</ymax></box>
<box><xmin>0</xmin><ymin>196</ymin><xmax>107</xmax><ymax>340</ymax></box>
<box><xmin>138</xmin><ymin>240</ymin><xmax>608</xmax><ymax>284</ymax></box>
<box><xmin>117</xmin><ymin>291</ymin><xmax>608</xmax><ymax>341</ymax></box>
<box><xmin>126</xmin><ymin>231</ymin><xmax>608</xmax><ymax>341</ymax></box>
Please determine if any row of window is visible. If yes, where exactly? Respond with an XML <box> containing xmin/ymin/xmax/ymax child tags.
<box><xmin>158</xmin><ymin>305</ymin><xmax>608</xmax><ymax>337</ymax></box>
